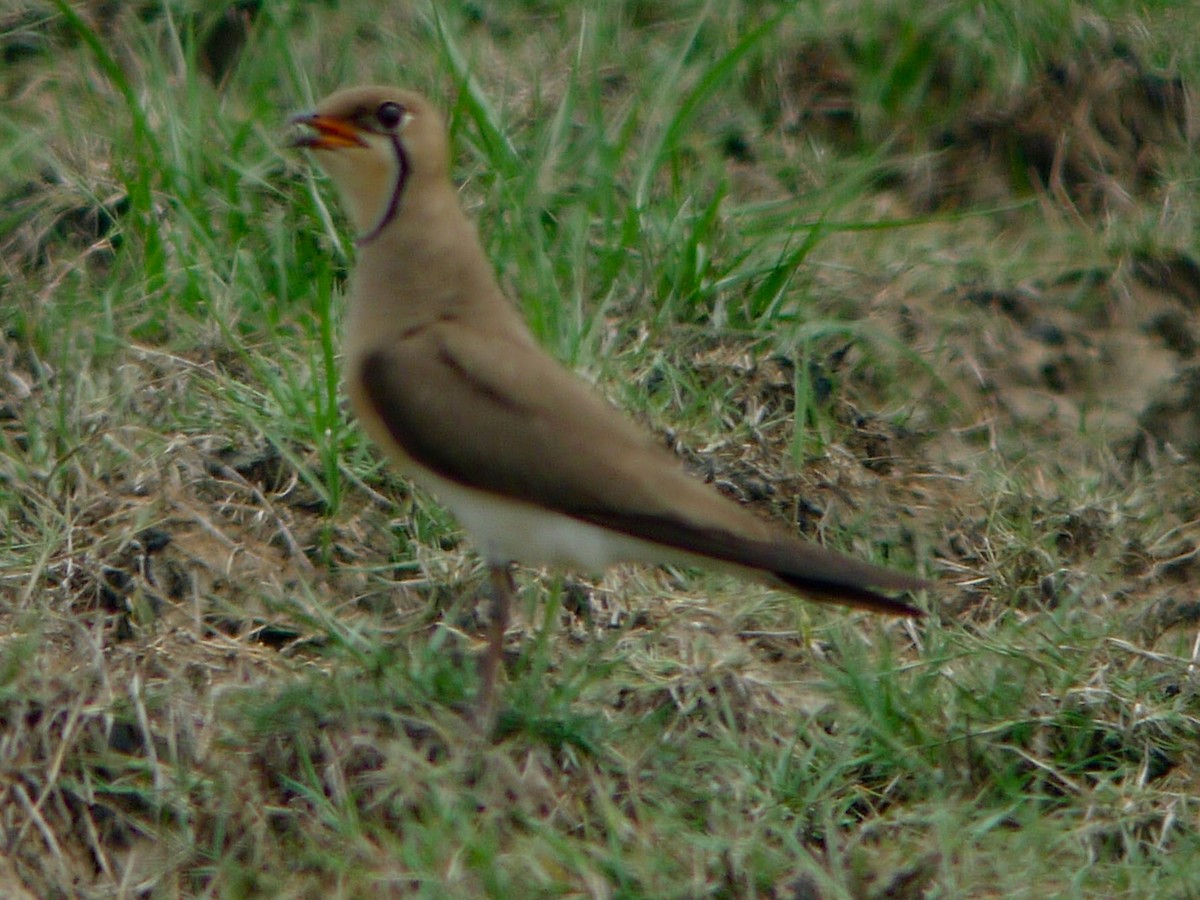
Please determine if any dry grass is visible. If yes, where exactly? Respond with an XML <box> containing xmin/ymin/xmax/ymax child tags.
<box><xmin>3</xmin><ymin>0</ymin><xmax>1200</xmax><ymax>896</ymax></box>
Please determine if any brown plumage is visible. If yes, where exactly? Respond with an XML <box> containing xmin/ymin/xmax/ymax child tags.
<box><xmin>289</xmin><ymin>86</ymin><xmax>929</xmax><ymax>716</ymax></box>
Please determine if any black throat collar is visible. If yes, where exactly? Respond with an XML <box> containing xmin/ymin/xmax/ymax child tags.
<box><xmin>355</xmin><ymin>133</ymin><xmax>410</xmax><ymax>247</ymax></box>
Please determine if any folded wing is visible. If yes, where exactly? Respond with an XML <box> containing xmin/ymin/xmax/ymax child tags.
<box><xmin>358</xmin><ymin>321</ymin><xmax>926</xmax><ymax>615</ymax></box>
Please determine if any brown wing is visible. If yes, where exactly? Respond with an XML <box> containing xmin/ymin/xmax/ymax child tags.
<box><xmin>358</xmin><ymin>321</ymin><xmax>927</xmax><ymax>614</ymax></box>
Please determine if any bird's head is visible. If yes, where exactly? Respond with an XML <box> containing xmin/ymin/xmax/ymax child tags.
<box><xmin>288</xmin><ymin>86</ymin><xmax>449</xmax><ymax>244</ymax></box>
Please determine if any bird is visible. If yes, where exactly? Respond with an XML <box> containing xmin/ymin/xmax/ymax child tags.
<box><xmin>287</xmin><ymin>85</ymin><xmax>928</xmax><ymax>719</ymax></box>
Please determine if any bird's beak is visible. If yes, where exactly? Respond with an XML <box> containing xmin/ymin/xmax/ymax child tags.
<box><xmin>287</xmin><ymin>111</ymin><xmax>366</xmax><ymax>150</ymax></box>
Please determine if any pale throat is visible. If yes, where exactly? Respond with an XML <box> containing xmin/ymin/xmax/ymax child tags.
<box><xmin>320</xmin><ymin>135</ymin><xmax>403</xmax><ymax>239</ymax></box>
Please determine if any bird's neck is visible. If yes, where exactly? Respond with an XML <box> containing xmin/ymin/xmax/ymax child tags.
<box><xmin>347</xmin><ymin>186</ymin><xmax>535</xmax><ymax>350</ymax></box>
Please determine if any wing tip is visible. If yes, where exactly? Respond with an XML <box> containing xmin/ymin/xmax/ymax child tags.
<box><xmin>775</xmin><ymin>571</ymin><xmax>933</xmax><ymax>617</ymax></box>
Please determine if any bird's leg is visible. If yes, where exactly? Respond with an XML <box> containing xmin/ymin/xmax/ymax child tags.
<box><xmin>475</xmin><ymin>563</ymin><xmax>515</xmax><ymax>727</ymax></box>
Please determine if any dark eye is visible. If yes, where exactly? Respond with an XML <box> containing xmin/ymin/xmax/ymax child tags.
<box><xmin>376</xmin><ymin>101</ymin><xmax>405</xmax><ymax>130</ymax></box>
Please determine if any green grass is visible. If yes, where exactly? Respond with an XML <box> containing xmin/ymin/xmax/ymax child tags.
<box><xmin>3</xmin><ymin>0</ymin><xmax>1200</xmax><ymax>896</ymax></box>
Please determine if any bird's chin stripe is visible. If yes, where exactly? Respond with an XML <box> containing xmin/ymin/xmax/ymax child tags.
<box><xmin>356</xmin><ymin>134</ymin><xmax>410</xmax><ymax>247</ymax></box>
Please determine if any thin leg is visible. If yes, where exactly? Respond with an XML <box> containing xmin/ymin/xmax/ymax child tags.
<box><xmin>475</xmin><ymin>563</ymin><xmax>514</xmax><ymax>728</ymax></box>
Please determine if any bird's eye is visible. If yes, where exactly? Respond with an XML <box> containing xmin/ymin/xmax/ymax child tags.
<box><xmin>376</xmin><ymin>101</ymin><xmax>405</xmax><ymax>130</ymax></box>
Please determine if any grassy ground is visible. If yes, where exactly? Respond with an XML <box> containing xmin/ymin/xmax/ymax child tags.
<box><xmin>3</xmin><ymin>0</ymin><xmax>1200</xmax><ymax>896</ymax></box>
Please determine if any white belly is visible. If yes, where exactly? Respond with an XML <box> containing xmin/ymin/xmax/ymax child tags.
<box><xmin>417</xmin><ymin>469</ymin><xmax>663</xmax><ymax>570</ymax></box>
